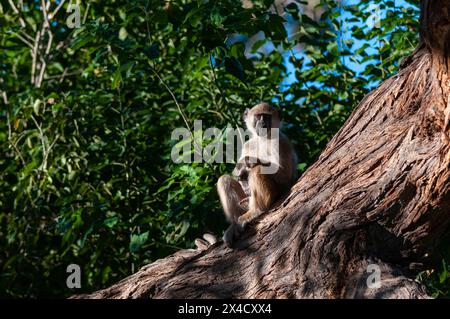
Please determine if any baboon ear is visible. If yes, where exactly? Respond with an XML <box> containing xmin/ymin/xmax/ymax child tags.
<box><xmin>243</xmin><ymin>108</ymin><xmax>249</xmax><ymax>120</ymax></box>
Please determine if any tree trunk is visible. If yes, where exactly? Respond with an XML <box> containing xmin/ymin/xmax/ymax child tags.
<box><xmin>73</xmin><ymin>0</ymin><xmax>450</xmax><ymax>299</ymax></box>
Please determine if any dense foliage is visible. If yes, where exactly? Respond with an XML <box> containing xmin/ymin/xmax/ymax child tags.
<box><xmin>0</xmin><ymin>0</ymin><xmax>447</xmax><ymax>298</ymax></box>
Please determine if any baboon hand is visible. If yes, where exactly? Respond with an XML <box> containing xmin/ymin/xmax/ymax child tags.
<box><xmin>237</xmin><ymin>210</ymin><xmax>261</xmax><ymax>228</ymax></box>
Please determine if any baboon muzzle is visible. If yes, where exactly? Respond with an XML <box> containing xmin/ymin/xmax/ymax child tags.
<box><xmin>256</xmin><ymin>114</ymin><xmax>272</xmax><ymax>136</ymax></box>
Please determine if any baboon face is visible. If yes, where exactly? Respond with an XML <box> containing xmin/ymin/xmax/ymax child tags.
<box><xmin>244</xmin><ymin>103</ymin><xmax>281</xmax><ymax>137</ymax></box>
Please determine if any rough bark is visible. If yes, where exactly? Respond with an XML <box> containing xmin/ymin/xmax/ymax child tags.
<box><xmin>73</xmin><ymin>0</ymin><xmax>450</xmax><ymax>299</ymax></box>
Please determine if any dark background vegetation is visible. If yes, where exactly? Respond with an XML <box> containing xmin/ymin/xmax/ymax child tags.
<box><xmin>0</xmin><ymin>0</ymin><xmax>448</xmax><ymax>298</ymax></box>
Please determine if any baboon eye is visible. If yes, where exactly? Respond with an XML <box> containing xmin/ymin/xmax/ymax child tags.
<box><xmin>262</xmin><ymin>114</ymin><xmax>271</xmax><ymax>122</ymax></box>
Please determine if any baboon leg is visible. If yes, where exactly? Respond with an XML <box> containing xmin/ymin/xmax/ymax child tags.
<box><xmin>217</xmin><ymin>175</ymin><xmax>247</xmax><ymax>223</ymax></box>
<box><xmin>238</xmin><ymin>166</ymin><xmax>277</xmax><ymax>228</ymax></box>
<box><xmin>217</xmin><ymin>175</ymin><xmax>247</xmax><ymax>246</ymax></box>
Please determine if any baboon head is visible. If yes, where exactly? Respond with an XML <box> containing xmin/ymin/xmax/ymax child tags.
<box><xmin>244</xmin><ymin>102</ymin><xmax>281</xmax><ymax>138</ymax></box>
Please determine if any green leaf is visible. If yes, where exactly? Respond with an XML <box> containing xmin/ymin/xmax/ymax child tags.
<box><xmin>104</xmin><ymin>216</ymin><xmax>119</xmax><ymax>228</ymax></box>
<box><xmin>32</xmin><ymin>99</ymin><xmax>41</xmax><ymax>115</ymax></box>
<box><xmin>224</xmin><ymin>57</ymin><xmax>246</xmax><ymax>84</ymax></box>
<box><xmin>130</xmin><ymin>231</ymin><xmax>149</xmax><ymax>253</ymax></box>
<box><xmin>111</xmin><ymin>67</ymin><xmax>122</xmax><ymax>89</ymax></box>
<box><xmin>119</xmin><ymin>27</ymin><xmax>128</xmax><ymax>40</ymax></box>
<box><xmin>326</xmin><ymin>42</ymin><xmax>339</xmax><ymax>55</ymax></box>
<box><xmin>210</xmin><ymin>9</ymin><xmax>226</xmax><ymax>27</ymax></box>
<box><xmin>70</xmin><ymin>31</ymin><xmax>93</xmax><ymax>50</ymax></box>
